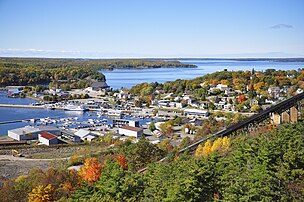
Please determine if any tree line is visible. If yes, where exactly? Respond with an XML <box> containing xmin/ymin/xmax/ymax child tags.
<box><xmin>1</xmin><ymin>121</ymin><xmax>303</xmax><ymax>201</ymax></box>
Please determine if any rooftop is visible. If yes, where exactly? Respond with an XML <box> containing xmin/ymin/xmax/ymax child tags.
<box><xmin>8</xmin><ymin>125</ymin><xmax>60</xmax><ymax>135</ymax></box>
<box><xmin>120</xmin><ymin>125</ymin><xmax>143</xmax><ymax>132</ymax></box>
<box><xmin>92</xmin><ymin>81</ymin><xmax>109</xmax><ymax>88</ymax></box>
<box><xmin>39</xmin><ymin>131</ymin><xmax>57</xmax><ymax>140</ymax></box>
<box><xmin>9</xmin><ymin>126</ymin><xmax>40</xmax><ymax>135</ymax></box>
<box><xmin>75</xmin><ymin>129</ymin><xmax>91</xmax><ymax>138</ymax></box>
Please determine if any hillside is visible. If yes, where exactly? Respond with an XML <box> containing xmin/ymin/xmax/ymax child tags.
<box><xmin>1</xmin><ymin>121</ymin><xmax>303</xmax><ymax>201</ymax></box>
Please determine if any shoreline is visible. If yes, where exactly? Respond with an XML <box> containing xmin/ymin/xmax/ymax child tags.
<box><xmin>0</xmin><ymin>103</ymin><xmax>101</xmax><ymax>111</ymax></box>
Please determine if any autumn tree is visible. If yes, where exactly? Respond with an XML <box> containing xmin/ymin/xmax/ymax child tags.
<box><xmin>116</xmin><ymin>154</ymin><xmax>128</xmax><ymax>170</ymax></box>
<box><xmin>202</xmin><ymin>140</ymin><xmax>212</xmax><ymax>158</ymax></box>
<box><xmin>195</xmin><ymin>144</ymin><xmax>204</xmax><ymax>157</ymax></box>
<box><xmin>251</xmin><ymin>104</ymin><xmax>261</xmax><ymax>112</ymax></box>
<box><xmin>238</xmin><ymin>94</ymin><xmax>246</xmax><ymax>103</ymax></box>
<box><xmin>211</xmin><ymin>138</ymin><xmax>223</xmax><ymax>152</ymax></box>
<box><xmin>78</xmin><ymin>158</ymin><xmax>102</xmax><ymax>184</ymax></box>
<box><xmin>28</xmin><ymin>184</ymin><xmax>53</xmax><ymax>202</ymax></box>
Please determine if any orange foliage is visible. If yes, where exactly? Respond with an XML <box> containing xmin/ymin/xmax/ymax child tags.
<box><xmin>220</xmin><ymin>79</ymin><xmax>230</xmax><ymax>86</ymax></box>
<box><xmin>78</xmin><ymin>158</ymin><xmax>102</xmax><ymax>184</ymax></box>
<box><xmin>116</xmin><ymin>154</ymin><xmax>128</xmax><ymax>170</ymax></box>
<box><xmin>146</xmin><ymin>95</ymin><xmax>153</xmax><ymax>104</ymax></box>
<box><xmin>210</xmin><ymin>79</ymin><xmax>218</xmax><ymax>85</ymax></box>
<box><xmin>248</xmin><ymin>83</ymin><xmax>253</xmax><ymax>91</ymax></box>
<box><xmin>238</xmin><ymin>94</ymin><xmax>246</xmax><ymax>103</ymax></box>
<box><xmin>254</xmin><ymin>82</ymin><xmax>265</xmax><ymax>91</ymax></box>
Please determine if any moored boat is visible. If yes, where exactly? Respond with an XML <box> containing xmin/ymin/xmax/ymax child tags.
<box><xmin>64</xmin><ymin>104</ymin><xmax>87</xmax><ymax>111</ymax></box>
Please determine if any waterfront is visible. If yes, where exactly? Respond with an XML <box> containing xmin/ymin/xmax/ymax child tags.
<box><xmin>0</xmin><ymin>91</ymin><xmax>149</xmax><ymax>136</ymax></box>
<box><xmin>101</xmin><ymin>59</ymin><xmax>304</xmax><ymax>89</ymax></box>
<box><xmin>1</xmin><ymin>59</ymin><xmax>304</xmax><ymax>136</ymax></box>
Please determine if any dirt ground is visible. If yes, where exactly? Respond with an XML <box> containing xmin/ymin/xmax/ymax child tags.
<box><xmin>0</xmin><ymin>157</ymin><xmax>67</xmax><ymax>180</ymax></box>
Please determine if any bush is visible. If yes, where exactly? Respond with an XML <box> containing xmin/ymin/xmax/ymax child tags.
<box><xmin>67</xmin><ymin>154</ymin><xmax>83</xmax><ymax>167</ymax></box>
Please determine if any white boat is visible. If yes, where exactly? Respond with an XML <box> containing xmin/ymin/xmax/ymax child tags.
<box><xmin>64</xmin><ymin>104</ymin><xmax>87</xmax><ymax>111</ymax></box>
<box><xmin>45</xmin><ymin>104</ymin><xmax>55</xmax><ymax>110</ymax></box>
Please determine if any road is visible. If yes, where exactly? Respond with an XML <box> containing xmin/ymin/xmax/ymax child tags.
<box><xmin>0</xmin><ymin>155</ymin><xmax>70</xmax><ymax>161</ymax></box>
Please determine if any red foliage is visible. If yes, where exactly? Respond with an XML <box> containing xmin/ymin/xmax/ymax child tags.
<box><xmin>116</xmin><ymin>154</ymin><xmax>128</xmax><ymax>170</ymax></box>
<box><xmin>238</xmin><ymin>94</ymin><xmax>246</xmax><ymax>103</ymax></box>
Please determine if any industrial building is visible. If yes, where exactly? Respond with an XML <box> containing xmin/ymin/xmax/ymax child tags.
<box><xmin>8</xmin><ymin>126</ymin><xmax>61</xmax><ymax>141</ymax></box>
<box><xmin>118</xmin><ymin>125</ymin><xmax>143</xmax><ymax>138</ymax></box>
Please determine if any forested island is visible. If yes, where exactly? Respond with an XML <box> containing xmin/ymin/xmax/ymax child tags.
<box><xmin>0</xmin><ymin>57</ymin><xmax>196</xmax><ymax>88</ymax></box>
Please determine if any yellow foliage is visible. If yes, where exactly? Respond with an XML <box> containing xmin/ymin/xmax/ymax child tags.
<box><xmin>196</xmin><ymin>137</ymin><xmax>231</xmax><ymax>158</ymax></box>
<box><xmin>28</xmin><ymin>184</ymin><xmax>53</xmax><ymax>202</ymax></box>
<box><xmin>211</xmin><ymin>137</ymin><xmax>222</xmax><ymax>152</ymax></box>
<box><xmin>14</xmin><ymin>175</ymin><xmax>28</xmax><ymax>183</ymax></box>
<box><xmin>220</xmin><ymin>79</ymin><xmax>230</xmax><ymax>86</ymax></box>
<box><xmin>221</xmin><ymin>136</ymin><xmax>231</xmax><ymax>153</ymax></box>
<box><xmin>253</xmin><ymin>82</ymin><xmax>265</xmax><ymax>91</ymax></box>
<box><xmin>194</xmin><ymin>144</ymin><xmax>204</xmax><ymax>157</ymax></box>
<box><xmin>202</xmin><ymin>140</ymin><xmax>212</xmax><ymax>158</ymax></box>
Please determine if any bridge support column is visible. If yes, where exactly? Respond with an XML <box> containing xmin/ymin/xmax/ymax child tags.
<box><xmin>281</xmin><ymin>111</ymin><xmax>290</xmax><ymax>123</ymax></box>
<box><xmin>290</xmin><ymin>107</ymin><xmax>298</xmax><ymax>123</ymax></box>
<box><xmin>272</xmin><ymin>113</ymin><xmax>281</xmax><ymax>125</ymax></box>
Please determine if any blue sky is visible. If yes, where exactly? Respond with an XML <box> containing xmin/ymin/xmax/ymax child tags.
<box><xmin>0</xmin><ymin>0</ymin><xmax>303</xmax><ymax>58</ymax></box>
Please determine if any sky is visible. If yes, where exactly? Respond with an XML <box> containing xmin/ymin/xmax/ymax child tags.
<box><xmin>0</xmin><ymin>0</ymin><xmax>303</xmax><ymax>58</ymax></box>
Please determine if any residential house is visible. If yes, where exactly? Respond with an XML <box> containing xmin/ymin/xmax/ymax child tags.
<box><xmin>250</xmin><ymin>99</ymin><xmax>259</xmax><ymax>106</ymax></box>
<box><xmin>216</xmin><ymin>84</ymin><xmax>228</xmax><ymax>91</ymax></box>
<box><xmin>224</xmin><ymin>88</ymin><xmax>235</xmax><ymax>96</ymax></box>
<box><xmin>268</xmin><ymin>87</ymin><xmax>280</xmax><ymax>95</ymax></box>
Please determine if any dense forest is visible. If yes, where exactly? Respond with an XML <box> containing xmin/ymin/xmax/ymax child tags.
<box><xmin>1</xmin><ymin>121</ymin><xmax>303</xmax><ymax>201</ymax></box>
<box><xmin>0</xmin><ymin>57</ymin><xmax>195</xmax><ymax>70</ymax></box>
<box><xmin>0</xmin><ymin>57</ymin><xmax>195</xmax><ymax>87</ymax></box>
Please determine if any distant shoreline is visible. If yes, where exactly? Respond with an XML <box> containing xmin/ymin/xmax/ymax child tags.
<box><xmin>0</xmin><ymin>57</ymin><xmax>303</xmax><ymax>62</ymax></box>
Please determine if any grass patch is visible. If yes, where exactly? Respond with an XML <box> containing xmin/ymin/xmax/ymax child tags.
<box><xmin>27</xmin><ymin>151</ymin><xmax>72</xmax><ymax>159</ymax></box>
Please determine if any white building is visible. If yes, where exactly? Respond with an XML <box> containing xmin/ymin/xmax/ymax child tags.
<box><xmin>158</xmin><ymin>100</ymin><xmax>170</xmax><ymax>107</ymax></box>
<box><xmin>216</xmin><ymin>84</ymin><xmax>228</xmax><ymax>91</ymax></box>
<box><xmin>118</xmin><ymin>126</ymin><xmax>143</xmax><ymax>138</ymax></box>
<box><xmin>74</xmin><ymin>129</ymin><xmax>97</xmax><ymax>142</ymax></box>
<box><xmin>8</xmin><ymin>126</ymin><xmax>60</xmax><ymax>141</ymax></box>
<box><xmin>297</xmin><ymin>88</ymin><xmax>303</xmax><ymax>94</ymax></box>
<box><xmin>38</xmin><ymin>131</ymin><xmax>58</xmax><ymax>146</ymax></box>
<box><xmin>268</xmin><ymin>87</ymin><xmax>280</xmax><ymax>94</ymax></box>
<box><xmin>183</xmin><ymin>109</ymin><xmax>209</xmax><ymax>117</ymax></box>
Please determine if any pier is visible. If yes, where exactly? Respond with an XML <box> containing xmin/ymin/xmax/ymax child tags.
<box><xmin>0</xmin><ymin>103</ymin><xmax>101</xmax><ymax>111</ymax></box>
<box><xmin>0</xmin><ymin>104</ymin><xmax>45</xmax><ymax>109</ymax></box>
<box><xmin>0</xmin><ymin>116</ymin><xmax>61</xmax><ymax>125</ymax></box>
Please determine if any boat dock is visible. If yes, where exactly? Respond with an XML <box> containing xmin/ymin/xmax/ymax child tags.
<box><xmin>0</xmin><ymin>103</ymin><xmax>100</xmax><ymax>111</ymax></box>
<box><xmin>0</xmin><ymin>104</ymin><xmax>46</xmax><ymax>109</ymax></box>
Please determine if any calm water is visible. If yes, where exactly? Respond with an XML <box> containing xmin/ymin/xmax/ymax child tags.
<box><xmin>0</xmin><ymin>90</ymin><xmax>148</xmax><ymax>136</ymax></box>
<box><xmin>1</xmin><ymin>59</ymin><xmax>304</xmax><ymax>136</ymax></box>
<box><xmin>101</xmin><ymin>60</ymin><xmax>304</xmax><ymax>89</ymax></box>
